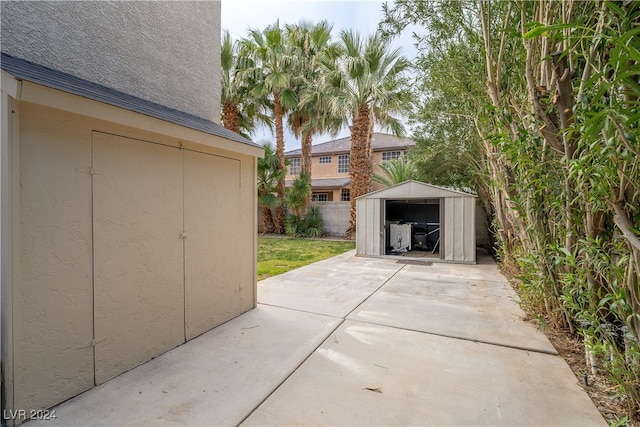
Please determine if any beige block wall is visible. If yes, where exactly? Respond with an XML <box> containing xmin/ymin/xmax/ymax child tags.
<box><xmin>1</xmin><ymin>1</ymin><xmax>221</xmax><ymax>122</ymax></box>
<box><xmin>11</xmin><ymin>101</ymin><xmax>256</xmax><ymax>418</ymax></box>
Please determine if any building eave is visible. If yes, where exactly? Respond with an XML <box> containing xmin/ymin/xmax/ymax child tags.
<box><xmin>1</xmin><ymin>53</ymin><xmax>263</xmax><ymax>157</ymax></box>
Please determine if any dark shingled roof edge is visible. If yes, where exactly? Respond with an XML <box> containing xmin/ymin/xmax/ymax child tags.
<box><xmin>1</xmin><ymin>53</ymin><xmax>260</xmax><ymax>149</ymax></box>
<box><xmin>284</xmin><ymin>133</ymin><xmax>416</xmax><ymax>157</ymax></box>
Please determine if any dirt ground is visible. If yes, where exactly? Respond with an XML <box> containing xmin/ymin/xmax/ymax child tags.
<box><xmin>544</xmin><ymin>327</ymin><xmax>638</xmax><ymax>426</ymax></box>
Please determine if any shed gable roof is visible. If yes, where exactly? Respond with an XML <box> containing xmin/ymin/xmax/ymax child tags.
<box><xmin>357</xmin><ymin>180</ymin><xmax>476</xmax><ymax>200</ymax></box>
<box><xmin>1</xmin><ymin>53</ymin><xmax>259</xmax><ymax>149</ymax></box>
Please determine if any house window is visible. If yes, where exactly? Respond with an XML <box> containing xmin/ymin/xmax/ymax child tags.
<box><xmin>319</xmin><ymin>156</ymin><xmax>332</xmax><ymax>164</ymax></box>
<box><xmin>312</xmin><ymin>193</ymin><xmax>328</xmax><ymax>202</ymax></box>
<box><xmin>382</xmin><ymin>151</ymin><xmax>402</xmax><ymax>161</ymax></box>
<box><xmin>289</xmin><ymin>158</ymin><xmax>301</xmax><ymax>175</ymax></box>
<box><xmin>338</xmin><ymin>155</ymin><xmax>350</xmax><ymax>173</ymax></box>
<box><xmin>341</xmin><ymin>189</ymin><xmax>350</xmax><ymax>201</ymax></box>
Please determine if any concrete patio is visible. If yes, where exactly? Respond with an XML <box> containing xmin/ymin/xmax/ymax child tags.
<box><xmin>26</xmin><ymin>251</ymin><xmax>605</xmax><ymax>426</ymax></box>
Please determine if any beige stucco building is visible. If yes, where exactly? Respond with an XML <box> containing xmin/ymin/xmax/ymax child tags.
<box><xmin>284</xmin><ymin>133</ymin><xmax>416</xmax><ymax>202</ymax></box>
<box><xmin>1</xmin><ymin>2</ymin><xmax>261</xmax><ymax>424</ymax></box>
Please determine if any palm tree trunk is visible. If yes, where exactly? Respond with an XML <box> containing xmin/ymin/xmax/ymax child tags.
<box><xmin>367</xmin><ymin>118</ymin><xmax>374</xmax><ymax>163</ymax></box>
<box><xmin>301</xmin><ymin>130</ymin><xmax>313</xmax><ymax>212</ymax></box>
<box><xmin>261</xmin><ymin>206</ymin><xmax>274</xmax><ymax>234</ymax></box>
<box><xmin>301</xmin><ymin>131</ymin><xmax>313</xmax><ymax>176</ymax></box>
<box><xmin>346</xmin><ymin>103</ymin><xmax>372</xmax><ymax>238</ymax></box>
<box><xmin>222</xmin><ymin>101</ymin><xmax>240</xmax><ymax>134</ymax></box>
<box><xmin>273</xmin><ymin>92</ymin><xmax>286</xmax><ymax>234</ymax></box>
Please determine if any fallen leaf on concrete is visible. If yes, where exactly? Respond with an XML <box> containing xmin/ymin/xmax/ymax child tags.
<box><xmin>363</xmin><ymin>387</ymin><xmax>383</xmax><ymax>393</ymax></box>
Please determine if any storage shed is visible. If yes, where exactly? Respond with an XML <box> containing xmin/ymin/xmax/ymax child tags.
<box><xmin>356</xmin><ymin>181</ymin><xmax>476</xmax><ymax>263</ymax></box>
<box><xmin>1</xmin><ymin>54</ymin><xmax>262</xmax><ymax>421</ymax></box>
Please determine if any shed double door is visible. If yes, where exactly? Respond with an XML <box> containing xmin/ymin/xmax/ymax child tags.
<box><xmin>92</xmin><ymin>132</ymin><xmax>240</xmax><ymax>384</ymax></box>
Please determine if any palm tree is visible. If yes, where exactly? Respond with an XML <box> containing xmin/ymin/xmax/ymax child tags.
<box><xmin>286</xmin><ymin>21</ymin><xmax>339</xmax><ymax>172</ymax></box>
<box><xmin>286</xmin><ymin>20</ymin><xmax>343</xmax><ymax>214</ymax></box>
<box><xmin>320</xmin><ymin>30</ymin><xmax>413</xmax><ymax>237</ymax></box>
<box><xmin>257</xmin><ymin>144</ymin><xmax>286</xmax><ymax>233</ymax></box>
<box><xmin>285</xmin><ymin>171</ymin><xmax>312</xmax><ymax>218</ymax></box>
<box><xmin>220</xmin><ymin>31</ymin><xmax>271</xmax><ymax>138</ymax></box>
<box><xmin>373</xmin><ymin>157</ymin><xmax>415</xmax><ymax>186</ymax></box>
<box><xmin>244</xmin><ymin>22</ymin><xmax>298</xmax><ymax>234</ymax></box>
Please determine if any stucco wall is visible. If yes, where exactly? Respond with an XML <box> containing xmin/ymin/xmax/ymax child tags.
<box><xmin>17</xmin><ymin>101</ymin><xmax>95</xmax><ymax>413</ymax></box>
<box><xmin>287</xmin><ymin>150</ymin><xmax>408</xmax><ymax>181</ymax></box>
<box><xmin>0</xmin><ymin>1</ymin><xmax>221</xmax><ymax>122</ymax></box>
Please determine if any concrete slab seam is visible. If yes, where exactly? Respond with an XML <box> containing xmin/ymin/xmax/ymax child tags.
<box><xmin>255</xmin><ymin>302</ymin><xmax>343</xmax><ymax>319</ymax></box>
<box><xmin>240</xmin><ymin>267</ymin><xmax>407</xmax><ymax>425</ymax></box>
<box><xmin>236</xmin><ymin>318</ymin><xmax>346</xmax><ymax>426</ymax></box>
<box><xmin>346</xmin><ymin>317</ymin><xmax>559</xmax><ymax>356</ymax></box>
<box><xmin>344</xmin><ymin>264</ymin><xmax>407</xmax><ymax>319</ymax></box>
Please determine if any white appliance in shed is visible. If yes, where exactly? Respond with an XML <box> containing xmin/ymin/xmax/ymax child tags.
<box><xmin>390</xmin><ymin>223</ymin><xmax>411</xmax><ymax>253</ymax></box>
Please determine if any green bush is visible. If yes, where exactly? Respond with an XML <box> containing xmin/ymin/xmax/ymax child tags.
<box><xmin>285</xmin><ymin>206</ymin><xmax>324</xmax><ymax>238</ymax></box>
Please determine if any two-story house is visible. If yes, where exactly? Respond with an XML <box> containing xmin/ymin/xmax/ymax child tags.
<box><xmin>284</xmin><ymin>133</ymin><xmax>416</xmax><ymax>202</ymax></box>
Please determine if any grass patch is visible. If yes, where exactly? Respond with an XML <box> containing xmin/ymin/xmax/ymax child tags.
<box><xmin>258</xmin><ymin>236</ymin><xmax>355</xmax><ymax>280</ymax></box>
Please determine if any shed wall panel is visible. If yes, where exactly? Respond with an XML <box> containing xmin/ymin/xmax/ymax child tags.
<box><xmin>16</xmin><ymin>105</ymin><xmax>94</xmax><ymax>412</ymax></box>
<box><xmin>444</xmin><ymin>197</ymin><xmax>465</xmax><ymax>262</ymax></box>
<box><xmin>93</xmin><ymin>133</ymin><xmax>185</xmax><ymax>385</ymax></box>
<box><xmin>363</xmin><ymin>200</ymin><xmax>371</xmax><ymax>254</ymax></box>
<box><xmin>370</xmin><ymin>199</ymin><xmax>381</xmax><ymax>255</ymax></box>
<box><xmin>443</xmin><ymin>197</ymin><xmax>476</xmax><ymax>263</ymax></box>
<box><xmin>357</xmin><ymin>199</ymin><xmax>381</xmax><ymax>256</ymax></box>
<box><xmin>464</xmin><ymin>198</ymin><xmax>477</xmax><ymax>262</ymax></box>
<box><xmin>443</xmin><ymin>198</ymin><xmax>453</xmax><ymax>261</ymax></box>
<box><xmin>454</xmin><ymin>198</ymin><xmax>465</xmax><ymax>261</ymax></box>
<box><xmin>356</xmin><ymin>199</ymin><xmax>364</xmax><ymax>255</ymax></box>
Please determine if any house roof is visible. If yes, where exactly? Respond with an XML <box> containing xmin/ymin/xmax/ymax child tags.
<box><xmin>0</xmin><ymin>53</ymin><xmax>260</xmax><ymax>149</ymax></box>
<box><xmin>284</xmin><ymin>133</ymin><xmax>416</xmax><ymax>157</ymax></box>
<box><xmin>285</xmin><ymin>177</ymin><xmax>350</xmax><ymax>190</ymax></box>
<box><xmin>357</xmin><ymin>180</ymin><xmax>476</xmax><ymax>200</ymax></box>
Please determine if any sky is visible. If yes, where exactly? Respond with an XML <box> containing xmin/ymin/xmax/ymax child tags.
<box><xmin>221</xmin><ymin>0</ymin><xmax>418</xmax><ymax>151</ymax></box>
